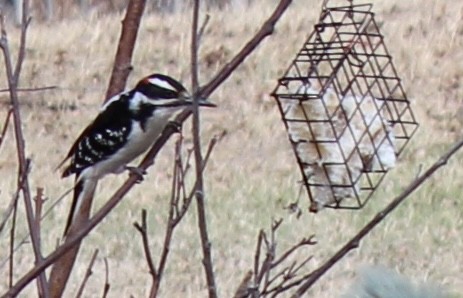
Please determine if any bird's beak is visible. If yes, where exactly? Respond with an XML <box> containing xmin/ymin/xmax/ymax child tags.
<box><xmin>197</xmin><ymin>97</ymin><xmax>217</xmax><ymax>108</ymax></box>
<box><xmin>186</xmin><ymin>96</ymin><xmax>216</xmax><ymax>108</ymax></box>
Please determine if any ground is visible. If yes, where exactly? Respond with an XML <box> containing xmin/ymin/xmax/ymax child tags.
<box><xmin>0</xmin><ymin>0</ymin><xmax>462</xmax><ymax>297</ymax></box>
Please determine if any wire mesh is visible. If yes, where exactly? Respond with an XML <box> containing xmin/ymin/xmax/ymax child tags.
<box><xmin>271</xmin><ymin>0</ymin><xmax>419</xmax><ymax>212</ymax></box>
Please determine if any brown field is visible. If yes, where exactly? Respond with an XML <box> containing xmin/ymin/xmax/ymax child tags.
<box><xmin>0</xmin><ymin>0</ymin><xmax>462</xmax><ymax>297</ymax></box>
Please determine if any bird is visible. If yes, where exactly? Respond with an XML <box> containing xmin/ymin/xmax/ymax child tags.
<box><xmin>58</xmin><ymin>73</ymin><xmax>216</xmax><ymax>235</ymax></box>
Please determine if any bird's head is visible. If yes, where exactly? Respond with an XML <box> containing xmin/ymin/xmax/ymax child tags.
<box><xmin>135</xmin><ymin>73</ymin><xmax>216</xmax><ymax>108</ymax></box>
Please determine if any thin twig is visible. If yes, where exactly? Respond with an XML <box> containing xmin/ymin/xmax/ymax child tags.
<box><xmin>7</xmin><ymin>160</ymin><xmax>31</xmax><ymax>288</ymax></box>
<box><xmin>232</xmin><ymin>270</ymin><xmax>253</xmax><ymax>298</ymax></box>
<box><xmin>133</xmin><ymin>210</ymin><xmax>157</xmax><ymax>281</ymax></box>
<box><xmin>271</xmin><ymin>236</ymin><xmax>316</xmax><ymax>269</ymax></box>
<box><xmin>150</xmin><ymin>141</ymin><xmax>181</xmax><ymax>297</ymax></box>
<box><xmin>75</xmin><ymin>249</ymin><xmax>99</xmax><ymax>298</ymax></box>
<box><xmin>33</xmin><ymin>187</ymin><xmax>45</xmax><ymax>262</ymax></box>
<box><xmin>197</xmin><ymin>14</ymin><xmax>210</xmax><ymax>44</ymax></box>
<box><xmin>0</xmin><ymin>108</ymin><xmax>12</xmax><ymax>149</ymax></box>
<box><xmin>4</xmin><ymin>2</ymin><xmax>293</xmax><ymax>295</ymax></box>
<box><xmin>13</xmin><ymin>4</ymin><xmax>30</xmax><ymax>81</ymax></box>
<box><xmin>8</xmin><ymin>191</ymin><xmax>18</xmax><ymax>289</ymax></box>
<box><xmin>102</xmin><ymin>258</ymin><xmax>110</xmax><ymax>298</ymax></box>
<box><xmin>0</xmin><ymin>85</ymin><xmax>58</xmax><ymax>93</ymax></box>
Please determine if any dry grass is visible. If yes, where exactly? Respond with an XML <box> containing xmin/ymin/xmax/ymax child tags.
<box><xmin>0</xmin><ymin>0</ymin><xmax>462</xmax><ymax>297</ymax></box>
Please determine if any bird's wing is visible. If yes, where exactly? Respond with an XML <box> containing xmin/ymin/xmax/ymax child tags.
<box><xmin>59</xmin><ymin>98</ymin><xmax>132</xmax><ymax>178</ymax></box>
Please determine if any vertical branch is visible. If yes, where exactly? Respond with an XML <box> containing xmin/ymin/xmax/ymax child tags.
<box><xmin>49</xmin><ymin>1</ymin><xmax>147</xmax><ymax>296</ymax></box>
<box><xmin>8</xmin><ymin>195</ymin><xmax>18</xmax><ymax>289</ymax></box>
<box><xmin>133</xmin><ymin>210</ymin><xmax>157</xmax><ymax>298</ymax></box>
<box><xmin>0</xmin><ymin>4</ymin><xmax>49</xmax><ymax>297</ymax></box>
<box><xmin>190</xmin><ymin>1</ymin><xmax>218</xmax><ymax>297</ymax></box>
<box><xmin>13</xmin><ymin>0</ymin><xmax>30</xmax><ymax>81</ymax></box>
<box><xmin>49</xmin><ymin>181</ymin><xmax>96</xmax><ymax>298</ymax></box>
<box><xmin>149</xmin><ymin>139</ymin><xmax>181</xmax><ymax>297</ymax></box>
<box><xmin>105</xmin><ymin>0</ymin><xmax>147</xmax><ymax>100</ymax></box>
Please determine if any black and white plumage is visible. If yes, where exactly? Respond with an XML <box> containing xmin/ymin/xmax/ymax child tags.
<box><xmin>59</xmin><ymin>73</ymin><xmax>215</xmax><ymax>235</ymax></box>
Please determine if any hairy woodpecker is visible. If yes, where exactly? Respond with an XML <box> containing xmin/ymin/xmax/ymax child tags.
<box><xmin>59</xmin><ymin>73</ymin><xmax>215</xmax><ymax>235</ymax></box>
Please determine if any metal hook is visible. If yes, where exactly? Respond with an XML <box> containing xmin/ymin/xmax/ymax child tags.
<box><xmin>344</xmin><ymin>0</ymin><xmax>354</xmax><ymax>19</ymax></box>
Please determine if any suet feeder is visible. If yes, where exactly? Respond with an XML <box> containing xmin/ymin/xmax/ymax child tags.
<box><xmin>271</xmin><ymin>0</ymin><xmax>419</xmax><ymax>211</ymax></box>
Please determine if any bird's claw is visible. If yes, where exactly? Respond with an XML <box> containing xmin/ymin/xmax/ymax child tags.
<box><xmin>167</xmin><ymin>121</ymin><xmax>182</xmax><ymax>133</ymax></box>
<box><xmin>126</xmin><ymin>166</ymin><xmax>146</xmax><ymax>183</ymax></box>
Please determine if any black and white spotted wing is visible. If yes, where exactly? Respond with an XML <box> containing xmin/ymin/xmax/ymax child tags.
<box><xmin>61</xmin><ymin>93</ymin><xmax>135</xmax><ymax>178</ymax></box>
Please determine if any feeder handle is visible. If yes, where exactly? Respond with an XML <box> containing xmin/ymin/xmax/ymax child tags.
<box><xmin>322</xmin><ymin>0</ymin><xmax>354</xmax><ymax>10</ymax></box>
<box><xmin>321</xmin><ymin>0</ymin><xmax>354</xmax><ymax>19</ymax></box>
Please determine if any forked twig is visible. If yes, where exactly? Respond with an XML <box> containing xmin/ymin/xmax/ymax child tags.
<box><xmin>240</xmin><ymin>219</ymin><xmax>315</xmax><ymax>298</ymax></box>
<box><xmin>143</xmin><ymin>134</ymin><xmax>222</xmax><ymax>297</ymax></box>
<box><xmin>133</xmin><ymin>210</ymin><xmax>157</xmax><ymax>283</ymax></box>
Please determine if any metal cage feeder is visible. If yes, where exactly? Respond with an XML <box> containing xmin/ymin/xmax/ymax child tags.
<box><xmin>271</xmin><ymin>0</ymin><xmax>419</xmax><ymax>212</ymax></box>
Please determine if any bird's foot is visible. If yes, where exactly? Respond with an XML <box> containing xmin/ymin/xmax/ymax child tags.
<box><xmin>167</xmin><ymin>120</ymin><xmax>182</xmax><ymax>133</ymax></box>
<box><xmin>126</xmin><ymin>166</ymin><xmax>146</xmax><ymax>183</ymax></box>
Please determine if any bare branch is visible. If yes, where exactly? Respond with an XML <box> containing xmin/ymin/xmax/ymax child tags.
<box><xmin>191</xmin><ymin>2</ymin><xmax>217</xmax><ymax>294</ymax></box>
<box><xmin>0</xmin><ymin>108</ymin><xmax>12</xmax><ymax>150</ymax></box>
<box><xmin>8</xmin><ymin>191</ymin><xmax>19</xmax><ymax>289</ymax></box>
<box><xmin>271</xmin><ymin>236</ymin><xmax>316</xmax><ymax>269</ymax></box>
<box><xmin>233</xmin><ymin>270</ymin><xmax>253</xmax><ymax>298</ymax></box>
<box><xmin>197</xmin><ymin>14</ymin><xmax>210</xmax><ymax>44</ymax></box>
<box><xmin>199</xmin><ymin>0</ymin><xmax>293</xmax><ymax>97</ymax></box>
<box><xmin>49</xmin><ymin>180</ymin><xmax>96</xmax><ymax>297</ymax></box>
<box><xmin>0</xmin><ymin>86</ymin><xmax>58</xmax><ymax>93</ymax></box>
<box><xmin>248</xmin><ymin>219</ymin><xmax>316</xmax><ymax>297</ymax></box>
<box><xmin>0</xmin><ymin>192</ymin><xmax>16</xmax><ymax>234</ymax></box>
<box><xmin>105</xmin><ymin>0</ymin><xmax>147</xmax><ymax>100</ymax></box>
<box><xmin>292</xmin><ymin>138</ymin><xmax>463</xmax><ymax>296</ymax></box>
<box><xmin>0</xmin><ymin>4</ymin><xmax>49</xmax><ymax>296</ymax></box>
<box><xmin>133</xmin><ymin>210</ymin><xmax>157</xmax><ymax>281</ymax></box>
<box><xmin>13</xmin><ymin>1</ymin><xmax>31</xmax><ymax>81</ymax></box>
<box><xmin>150</xmin><ymin>140</ymin><xmax>182</xmax><ymax>297</ymax></box>
<box><xmin>75</xmin><ymin>249</ymin><xmax>99</xmax><ymax>298</ymax></box>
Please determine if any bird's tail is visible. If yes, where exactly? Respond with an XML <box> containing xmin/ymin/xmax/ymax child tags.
<box><xmin>63</xmin><ymin>177</ymin><xmax>98</xmax><ymax>236</ymax></box>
